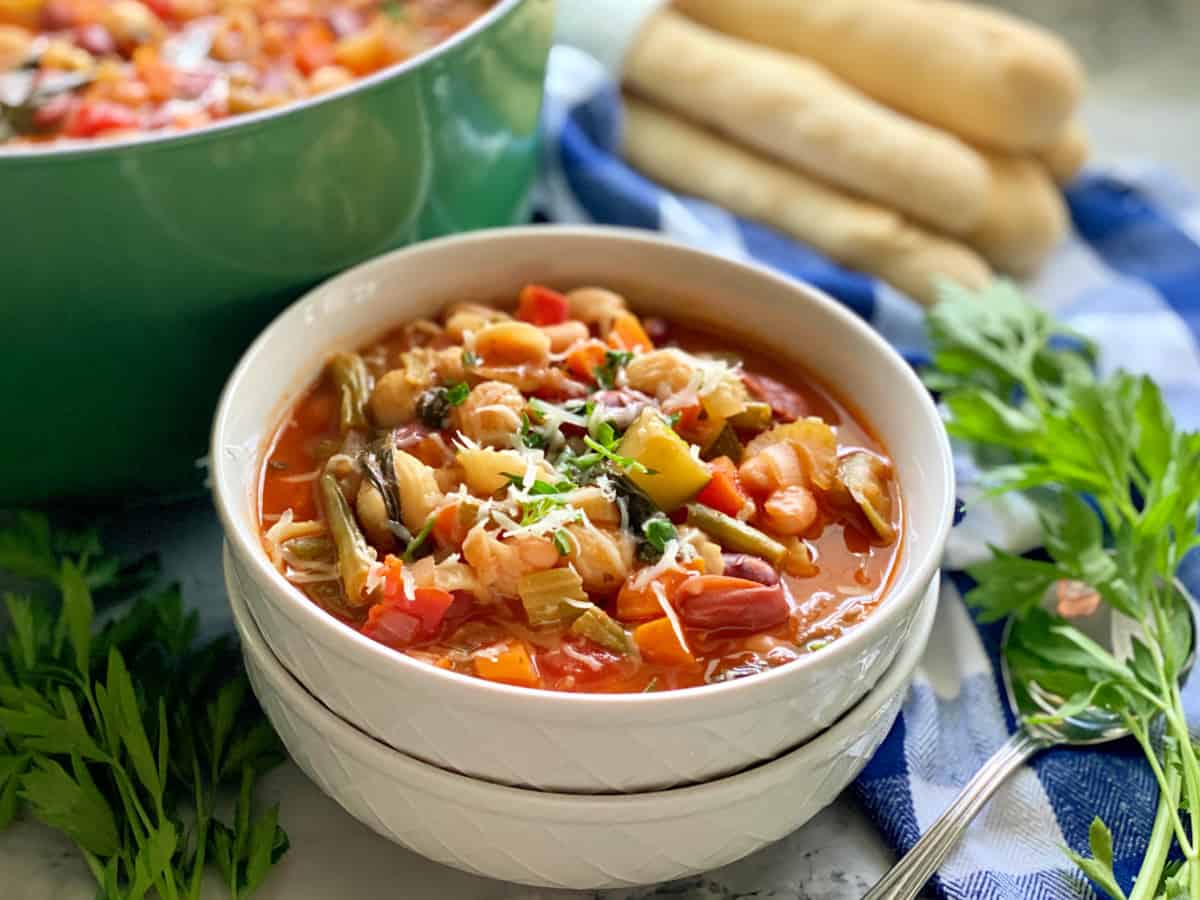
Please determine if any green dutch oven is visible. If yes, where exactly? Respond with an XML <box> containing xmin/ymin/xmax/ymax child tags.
<box><xmin>0</xmin><ymin>0</ymin><xmax>553</xmax><ymax>505</ymax></box>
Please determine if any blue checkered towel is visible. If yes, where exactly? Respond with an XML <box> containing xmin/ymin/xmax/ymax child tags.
<box><xmin>535</xmin><ymin>45</ymin><xmax>1200</xmax><ymax>900</ymax></box>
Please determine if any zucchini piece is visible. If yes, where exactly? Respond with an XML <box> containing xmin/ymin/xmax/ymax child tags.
<box><xmin>701</xmin><ymin>423</ymin><xmax>743</xmax><ymax>463</ymax></box>
<box><xmin>685</xmin><ymin>503</ymin><xmax>786</xmax><ymax>567</ymax></box>
<box><xmin>328</xmin><ymin>352</ymin><xmax>371</xmax><ymax>433</ymax></box>
<box><xmin>570</xmin><ymin>606</ymin><xmax>634</xmax><ymax>655</ymax></box>
<box><xmin>617</xmin><ymin>408</ymin><xmax>712</xmax><ymax>510</ymax></box>
<box><xmin>728</xmin><ymin>401</ymin><xmax>773</xmax><ymax>432</ymax></box>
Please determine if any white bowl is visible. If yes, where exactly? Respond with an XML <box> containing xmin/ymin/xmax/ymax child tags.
<box><xmin>212</xmin><ymin>226</ymin><xmax>955</xmax><ymax>793</ymax></box>
<box><xmin>231</xmin><ymin>545</ymin><xmax>939</xmax><ymax>889</ymax></box>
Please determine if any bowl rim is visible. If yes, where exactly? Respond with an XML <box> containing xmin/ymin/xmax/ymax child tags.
<box><xmin>231</xmin><ymin>544</ymin><xmax>940</xmax><ymax>814</ymax></box>
<box><xmin>0</xmin><ymin>0</ymin><xmax>528</xmax><ymax>162</ymax></box>
<box><xmin>211</xmin><ymin>224</ymin><xmax>956</xmax><ymax>713</ymax></box>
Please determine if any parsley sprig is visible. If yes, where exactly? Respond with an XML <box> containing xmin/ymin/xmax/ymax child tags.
<box><xmin>0</xmin><ymin>512</ymin><xmax>288</xmax><ymax>899</ymax></box>
<box><xmin>929</xmin><ymin>281</ymin><xmax>1200</xmax><ymax>899</ymax></box>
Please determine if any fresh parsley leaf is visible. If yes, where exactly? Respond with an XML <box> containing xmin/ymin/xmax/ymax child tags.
<box><xmin>552</xmin><ymin>529</ymin><xmax>572</xmax><ymax>556</ymax></box>
<box><xmin>462</xmin><ymin>349</ymin><xmax>479</xmax><ymax>368</ymax></box>
<box><xmin>402</xmin><ymin>515</ymin><xmax>436</xmax><ymax>562</ymax></box>
<box><xmin>641</xmin><ymin>517</ymin><xmax>677</xmax><ymax>558</ymax></box>
<box><xmin>519</xmin><ymin>414</ymin><xmax>547</xmax><ymax>450</ymax></box>
<box><xmin>445</xmin><ymin>382</ymin><xmax>470</xmax><ymax>406</ymax></box>
<box><xmin>595</xmin><ymin>350</ymin><xmax>633</xmax><ymax>390</ymax></box>
<box><xmin>582</xmin><ymin>436</ymin><xmax>653</xmax><ymax>475</ymax></box>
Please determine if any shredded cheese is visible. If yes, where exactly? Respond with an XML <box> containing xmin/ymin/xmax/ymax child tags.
<box><xmin>652</xmin><ymin>579</ymin><xmax>691</xmax><ymax>657</ymax></box>
<box><xmin>632</xmin><ymin>538</ymin><xmax>682</xmax><ymax>590</ymax></box>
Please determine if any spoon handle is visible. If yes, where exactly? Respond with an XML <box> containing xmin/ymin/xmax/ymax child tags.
<box><xmin>861</xmin><ymin>728</ymin><xmax>1048</xmax><ymax>900</ymax></box>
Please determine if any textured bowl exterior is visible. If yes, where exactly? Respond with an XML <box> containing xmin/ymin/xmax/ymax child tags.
<box><xmin>212</xmin><ymin>227</ymin><xmax>956</xmax><ymax>793</ymax></box>
<box><xmin>232</xmin><ymin>559</ymin><xmax>939</xmax><ymax>889</ymax></box>
<box><xmin>0</xmin><ymin>0</ymin><xmax>552</xmax><ymax>505</ymax></box>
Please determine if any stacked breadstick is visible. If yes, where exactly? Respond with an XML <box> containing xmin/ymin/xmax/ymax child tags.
<box><xmin>617</xmin><ymin>0</ymin><xmax>1088</xmax><ymax>305</ymax></box>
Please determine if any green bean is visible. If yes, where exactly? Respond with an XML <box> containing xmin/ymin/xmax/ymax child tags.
<box><xmin>319</xmin><ymin>473</ymin><xmax>376</xmax><ymax>605</ymax></box>
<box><xmin>328</xmin><ymin>352</ymin><xmax>371</xmax><ymax>433</ymax></box>
<box><xmin>685</xmin><ymin>503</ymin><xmax>786</xmax><ymax>566</ymax></box>
<box><xmin>285</xmin><ymin>535</ymin><xmax>335</xmax><ymax>562</ymax></box>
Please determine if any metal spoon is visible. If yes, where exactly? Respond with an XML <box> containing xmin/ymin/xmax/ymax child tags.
<box><xmin>862</xmin><ymin>584</ymin><xmax>1197</xmax><ymax>900</ymax></box>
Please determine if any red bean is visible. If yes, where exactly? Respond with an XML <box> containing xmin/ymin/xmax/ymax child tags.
<box><xmin>720</xmin><ymin>553</ymin><xmax>779</xmax><ymax>586</ymax></box>
<box><xmin>675</xmin><ymin>575</ymin><xmax>790</xmax><ymax>633</ymax></box>
<box><xmin>40</xmin><ymin>0</ymin><xmax>77</xmax><ymax>30</ymax></box>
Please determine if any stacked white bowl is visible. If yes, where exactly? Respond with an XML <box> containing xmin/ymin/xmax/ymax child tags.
<box><xmin>212</xmin><ymin>228</ymin><xmax>955</xmax><ymax>889</ymax></box>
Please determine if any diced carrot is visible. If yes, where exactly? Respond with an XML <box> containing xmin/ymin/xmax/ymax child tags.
<box><xmin>565</xmin><ymin>339</ymin><xmax>608</xmax><ymax>382</ymax></box>
<box><xmin>380</xmin><ymin>555</ymin><xmax>405</xmax><ymax>603</ymax></box>
<box><xmin>473</xmin><ymin>642</ymin><xmax>540</xmax><ymax>688</ymax></box>
<box><xmin>434</xmin><ymin>656</ymin><xmax>453</xmax><ymax>670</ymax></box>
<box><xmin>607</xmin><ymin>311</ymin><xmax>653</xmax><ymax>352</ymax></box>
<box><xmin>433</xmin><ymin>503</ymin><xmax>460</xmax><ymax>546</ymax></box>
<box><xmin>634</xmin><ymin>618</ymin><xmax>696</xmax><ymax>667</ymax></box>
<box><xmin>615</xmin><ymin>560</ymin><xmax>704</xmax><ymax>621</ymax></box>
<box><xmin>516</xmin><ymin>284</ymin><xmax>570</xmax><ymax>326</ymax></box>
<box><xmin>294</xmin><ymin>21</ymin><xmax>336</xmax><ymax>75</ymax></box>
<box><xmin>696</xmin><ymin>456</ymin><xmax>750</xmax><ymax>518</ymax></box>
<box><xmin>132</xmin><ymin>45</ymin><xmax>175</xmax><ymax>102</ymax></box>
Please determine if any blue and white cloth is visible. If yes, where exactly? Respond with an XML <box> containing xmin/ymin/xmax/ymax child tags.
<box><xmin>536</xmin><ymin>45</ymin><xmax>1200</xmax><ymax>900</ymax></box>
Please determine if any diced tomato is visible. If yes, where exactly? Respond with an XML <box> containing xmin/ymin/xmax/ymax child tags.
<box><xmin>373</xmin><ymin>557</ymin><xmax>455</xmax><ymax>643</ymax></box>
<box><xmin>742</xmin><ymin>372</ymin><xmax>806</xmax><ymax>422</ymax></box>
<box><xmin>696</xmin><ymin>456</ymin><xmax>750</xmax><ymax>518</ymax></box>
<box><xmin>537</xmin><ymin>639</ymin><xmax>624</xmax><ymax>683</ymax></box>
<box><xmin>565</xmin><ymin>340</ymin><xmax>608</xmax><ymax>382</ymax></box>
<box><xmin>294</xmin><ymin>21</ymin><xmax>336</xmax><ymax>76</ymax></box>
<box><xmin>361</xmin><ymin>603</ymin><xmax>421</xmax><ymax>649</ymax></box>
<box><xmin>63</xmin><ymin>101</ymin><xmax>140</xmax><ymax>138</ymax></box>
<box><xmin>517</xmin><ymin>284</ymin><xmax>570</xmax><ymax>326</ymax></box>
<box><xmin>674</xmin><ymin>576</ymin><xmax>790</xmax><ymax>633</ymax></box>
<box><xmin>607</xmin><ymin>312</ymin><xmax>653</xmax><ymax>352</ymax></box>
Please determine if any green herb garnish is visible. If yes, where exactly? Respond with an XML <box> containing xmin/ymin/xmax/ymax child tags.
<box><xmin>639</xmin><ymin>516</ymin><xmax>677</xmax><ymax>561</ymax></box>
<box><xmin>462</xmin><ymin>349</ymin><xmax>479</xmax><ymax>368</ymax></box>
<box><xmin>929</xmin><ymin>280</ymin><xmax>1200</xmax><ymax>897</ymax></box>
<box><xmin>519</xmin><ymin>414</ymin><xmax>547</xmax><ymax>450</ymax></box>
<box><xmin>445</xmin><ymin>382</ymin><xmax>470</xmax><ymax>406</ymax></box>
<box><xmin>594</xmin><ymin>350</ymin><xmax>633</xmax><ymax>390</ymax></box>
<box><xmin>0</xmin><ymin>512</ymin><xmax>288</xmax><ymax>899</ymax></box>
<box><xmin>581</xmin><ymin>436</ymin><xmax>653</xmax><ymax>475</ymax></box>
<box><xmin>553</xmin><ymin>529</ymin><xmax>572</xmax><ymax>556</ymax></box>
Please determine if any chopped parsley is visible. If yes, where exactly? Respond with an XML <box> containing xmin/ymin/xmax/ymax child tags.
<box><xmin>643</xmin><ymin>516</ymin><xmax>677</xmax><ymax>553</ymax></box>
<box><xmin>402</xmin><ymin>515</ymin><xmax>436</xmax><ymax>562</ymax></box>
<box><xmin>462</xmin><ymin>349</ymin><xmax>479</xmax><ymax>368</ymax></box>
<box><xmin>582</xmin><ymin>435</ymin><xmax>653</xmax><ymax>475</ymax></box>
<box><xmin>553</xmin><ymin>528</ymin><xmax>572</xmax><ymax>556</ymax></box>
<box><xmin>445</xmin><ymin>381</ymin><xmax>470</xmax><ymax>406</ymax></box>
<box><xmin>594</xmin><ymin>349</ymin><xmax>633</xmax><ymax>389</ymax></box>
<box><xmin>520</xmin><ymin>413</ymin><xmax>547</xmax><ymax>450</ymax></box>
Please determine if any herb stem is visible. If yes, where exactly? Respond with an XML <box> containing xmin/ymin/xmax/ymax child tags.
<box><xmin>1128</xmin><ymin>762</ymin><xmax>1181</xmax><ymax>900</ymax></box>
<box><xmin>1125</xmin><ymin>714</ymin><xmax>1193</xmax><ymax>858</ymax></box>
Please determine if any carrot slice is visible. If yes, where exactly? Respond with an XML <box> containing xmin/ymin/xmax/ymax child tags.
<box><xmin>473</xmin><ymin>642</ymin><xmax>540</xmax><ymax>688</ymax></box>
<box><xmin>634</xmin><ymin>617</ymin><xmax>696</xmax><ymax>667</ymax></box>
<box><xmin>696</xmin><ymin>456</ymin><xmax>750</xmax><ymax>518</ymax></box>
<box><xmin>566</xmin><ymin>340</ymin><xmax>608</xmax><ymax>382</ymax></box>
<box><xmin>615</xmin><ymin>560</ymin><xmax>704</xmax><ymax>621</ymax></box>
<box><xmin>608</xmin><ymin>312</ymin><xmax>653</xmax><ymax>352</ymax></box>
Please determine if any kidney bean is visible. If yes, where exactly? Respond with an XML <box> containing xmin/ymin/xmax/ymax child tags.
<box><xmin>40</xmin><ymin>0</ymin><xmax>77</xmax><ymax>30</ymax></box>
<box><xmin>675</xmin><ymin>575</ymin><xmax>790</xmax><ymax>633</ymax></box>
<box><xmin>720</xmin><ymin>553</ymin><xmax>779</xmax><ymax>586</ymax></box>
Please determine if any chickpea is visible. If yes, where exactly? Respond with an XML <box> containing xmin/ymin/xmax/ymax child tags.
<box><xmin>102</xmin><ymin>0</ymin><xmax>165</xmax><ymax>52</ymax></box>
<box><xmin>210</xmin><ymin>7</ymin><xmax>260</xmax><ymax>62</ymax></box>
<box><xmin>40</xmin><ymin>39</ymin><xmax>94</xmax><ymax>71</ymax></box>
<box><xmin>473</xmin><ymin>321</ymin><xmax>550</xmax><ymax>367</ymax></box>
<box><xmin>0</xmin><ymin>25</ymin><xmax>33</xmax><ymax>71</ymax></box>
<box><xmin>369</xmin><ymin>368</ymin><xmax>422</xmax><ymax>427</ymax></box>
<box><xmin>762</xmin><ymin>486</ymin><xmax>819</xmax><ymax>536</ymax></box>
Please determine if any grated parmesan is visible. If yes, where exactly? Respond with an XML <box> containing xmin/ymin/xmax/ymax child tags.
<box><xmin>652</xmin><ymin>580</ymin><xmax>691</xmax><ymax>657</ymax></box>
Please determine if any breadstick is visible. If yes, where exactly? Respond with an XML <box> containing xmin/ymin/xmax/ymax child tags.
<box><xmin>1037</xmin><ymin>120</ymin><xmax>1089</xmax><ymax>186</ymax></box>
<box><xmin>674</xmin><ymin>0</ymin><xmax>1085</xmax><ymax>153</ymax></box>
<box><xmin>624</xmin><ymin>10</ymin><xmax>989</xmax><ymax>234</ymax></box>
<box><xmin>968</xmin><ymin>152</ymin><xmax>1068</xmax><ymax>276</ymax></box>
<box><xmin>621</xmin><ymin>95</ymin><xmax>992</xmax><ymax>306</ymax></box>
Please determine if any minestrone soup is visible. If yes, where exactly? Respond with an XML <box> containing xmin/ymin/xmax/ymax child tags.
<box><xmin>258</xmin><ymin>285</ymin><xmax>902</xmax><ymax>693</ymax></box>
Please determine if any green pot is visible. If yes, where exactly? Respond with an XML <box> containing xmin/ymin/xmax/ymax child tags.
<box><xmin>0</xmin><ymin>0</ymin><xmax>553</xmax><ymax>506</ymax></box>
